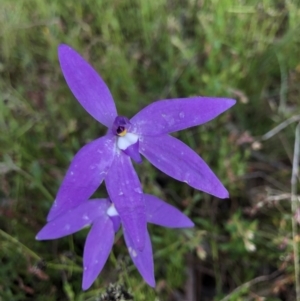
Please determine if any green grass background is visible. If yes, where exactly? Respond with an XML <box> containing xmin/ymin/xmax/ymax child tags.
<box><xmin>0</xmin><ymin>0</ymin><xmax>300</xmax><ymax>300</ymax></box>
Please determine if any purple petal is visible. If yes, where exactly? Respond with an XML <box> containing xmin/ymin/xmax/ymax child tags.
<box><xmin>122</xmin><ymin>140</ymin><xmax>142</xmax><ymax>164</ymax></box>
<box><xmin>124</xmin><ymin>228</ymin><xmax>155</xmax><ymax>287</ymax></box>
<box><xmin>82</xmin><ymin>216</ymin><xmax>114</xmax><ymax>290</ymax></box>
<box><xmin>131</xmin><ymin>97</ymin><xmax>236</xmax><ymax>135</ymax></box>
<box><xmin>105</xmin><ymin>152</ymin><xmax>146</xmax><ymax>251</ymax></box>
<box><xmin>58</xmin><ymin>44</ymin><xmax>118</xmax><ymax>127</ymax></box>
<box><xmin>110</xmin><ymin>215</ymin><xmax>121</xmax><ymax>232</ymax></box>
<box><xmin>144</xmin><ymin>194</ymin><xmax>194</xmax><ymax>228</ymax></box>
<box><xmin>36</xmin><ymin>199</ymin><xmax>110</xmax><ymax>240</ymax></box>
<box><xmin>47</xmin><ymin>135</ymin><xmax>116</xmax><ymax>221</ymax></box>
<box><xmin>140</xmin><ymin>135</ymin><xmax>229</xmax><ymax>198</ymax></box>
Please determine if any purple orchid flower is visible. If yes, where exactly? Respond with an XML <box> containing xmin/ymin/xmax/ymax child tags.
<box><xmin>47</xmin><ymin>44</ymin><xmax>235</xmax><ymax>252</ymax></box>
<box><xmin>37</xmin><ymin>194</ymin><xmax>194</xmax><ymax>290</ymax></box>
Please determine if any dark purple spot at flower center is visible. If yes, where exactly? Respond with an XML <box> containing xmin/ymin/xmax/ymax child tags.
<box><xmin>112</xmin><ymin>116</ymin><xmax>131</xmax><ymax>136</ymax></box>
<box><xmin>116</xmin><ymin>126</ymin><xmax>127</xmax><ymax>137</ymax></box>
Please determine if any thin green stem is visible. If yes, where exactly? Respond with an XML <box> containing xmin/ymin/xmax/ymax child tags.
<box><xmin>291</xmin><ymin>122</ymin><xmax>300</xmax><ymax>301</ymax></box>
<box><xmin>0</xmin><ymin>229</ymin><xmax>82</xmax><ymax>272</ymax></box>
<box><xmin>220</xmin><ymin>270</ymin><xmax>281</xmax><ymax>301</ymax></box>
<box><xmin>3</xmin><ymin>154</ymin><xmax>53</xmax><ymax>200</ymax></box>
<box><xmin>0</xmin><ymin>228</ymin><xmax>40</xmax><ymax>260</ymax></box>
<box><xmin>211</xmin><ymin>237</ymin><xmax>222</xmax><ymax>294</ymax></box>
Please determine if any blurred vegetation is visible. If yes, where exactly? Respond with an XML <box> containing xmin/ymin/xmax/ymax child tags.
<box><xmin>0</xmin><ymin>0</ymin><xmax>300</xmax><ymax>300</ymax></box>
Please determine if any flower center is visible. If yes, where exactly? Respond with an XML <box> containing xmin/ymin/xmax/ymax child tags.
<box><xmin>106</xmin><ymin>203</ymin><xmax>121</xmax><ymax>232</ymax></box>
<box><xmin>116</xmin><ymin>126</ymin><xmax>127</xmax><ymax>137</ymax></box>
<box><xmin>112</xmin><ymin>115</ymin><xmax>142</xmax><ymax>163</ymax></box>
<box><xmin>112</xmin><ymin>116</ymin><xmax>131</xmax><ymax>136</ymax></box>
<box><xmin>107</xmin><ymin>204</ymin><xmax>119</xmax><ymax>217</ymax></box>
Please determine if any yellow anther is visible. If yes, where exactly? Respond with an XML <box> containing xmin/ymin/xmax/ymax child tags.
<box><xmin>118</xmin><ymin>129</ymin><xmax>127</xmax><ymax>137</ymax></box>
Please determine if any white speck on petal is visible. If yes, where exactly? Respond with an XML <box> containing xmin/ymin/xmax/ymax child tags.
<box><xmin>65</xmin><ymin>224</ymin><xmax>70</xmax><ymax>230</ymax></box>
<box><xmin>70</xmin><ymin>171</ymin><xmax>74</xmax><ymax>176</ymax></box>
<box><xmin>104</xmin><ymin>140</ymin><xmax>113</xmax><ymax>148</ymax></box>
<box><xmin>117</xmin><ymin>132</ymin><xmax>139</xmax><ymax>150</ymax></box>
<box><xmin>82</xmin><ymin>214</ymin><xmax>89</xmax><ymax>220</ymax></box>
<box><xmin>107</xmin><ymin>204</ymin><xmax>119</xmax><ymax>216</ymax></box>
<box><xmin>184</xmin><ymin>172</ymin><xmax>191</xmax><ymax>184</ymax></box>
<box><xmin>128</xmin><ymin>247</ymin><xmax>137</xmax><ymax>258</ymax></box>
<box><xmin>84</xmin><ymin>266</ymin><xmax>87</xmax><ymax>271</ymax></box>
<box><xmin>179</xmin><ymin>112</ymin><xmax>185</xmax><ymax>118</ymax></box>
<box><xmin>134</xmin><ymin>187</ymin><xmax>142</xmax><ymax>193</ymax></box>
<box><xmin>161</xmin><ymin>114</ymin><xmax>175</xmax><ymax>125</ymax></box>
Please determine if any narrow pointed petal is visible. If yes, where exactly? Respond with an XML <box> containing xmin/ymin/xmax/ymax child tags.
<box><xmin>140</xmin><ymin>135</ymin><xmax>229</xmax><ymax>198</ymax></box>
<box><xmin>106</xmin><ymin>204</ymin><xmax>121</xmax><ymax>232</ymax></box>
<box><xmin>47</xmin><ymin>135</ymin><xmax>116</xmax><ymax>221</ymax></box>
<box><xmin>110</xmin><ymin>216</ymin><xmax>121</xmax><ymax>232</ymax></box>
<box><xmin>131</xmin><ymin>97</ymin><xmax>236</xmax><ymax>135</ymax></box>
<box><xmin>58</xmin><ymin>44</ymin><xmax>118</xmax><ymax>127</ymax></box>
<box><xmin>82</xmin><ymin>216</ymin><xmax>114</xmax><ymax>290</ymax></box>
<box><xmin>37</xmin><ymin>199</ymin><xmax>110</xmax><ymax>240</ymax></box>
<box><xmin>105</xmin><ymin>152</ymin><xmax>146</xmax><ymax>251</ymax></box>
<box><xmin>144</xmin><ymin>194</ymin><xmax>194</xmax><ymax>228</ymax></box>
<box><xmin>124</xmin><ymin>228</ymin><xmax>155</xmax><ymax>287</ymax></box>
<box><xmin>122</xmin><ymin>141</ymin><xmax>142</xmax><ymax>164</ymax></box>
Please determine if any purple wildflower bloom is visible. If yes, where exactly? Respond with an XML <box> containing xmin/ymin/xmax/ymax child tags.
<box><xmin>47</xmin><ymin>44</ymin><xmax>235</xmax><ymax>251</ymax></box>
<box><xmin>37</xmin><ymin>194</ymin><xmax>194</xmax><ymax>290</ymax></box>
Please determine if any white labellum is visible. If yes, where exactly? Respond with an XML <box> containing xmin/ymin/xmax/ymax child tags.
<box><xmin>117</xmin><ymin>132</ymin><xmax>139</xmax><ymax>150</ymax></box>
<box><xmin>107</xmin><ymin>204</ymin><xmax>119</xmax><ymax>217</ymax></box>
